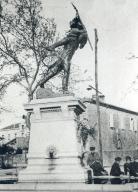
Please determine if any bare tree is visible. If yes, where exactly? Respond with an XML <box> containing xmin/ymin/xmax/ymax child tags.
<box><xmin>0</xmin><ymin>0</ymin><xmax>57</xmax><ymax>101</ymax></box>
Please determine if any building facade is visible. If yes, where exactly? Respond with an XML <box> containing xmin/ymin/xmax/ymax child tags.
<box><xmin>82</xmin><ymin>99</ymin><xmax>138</xmax><ymax>166</ymax></box>
<box><xmin>0</xmin><ymin>122</ymin><xmax>29</xmax><ymax>149</ymax></box>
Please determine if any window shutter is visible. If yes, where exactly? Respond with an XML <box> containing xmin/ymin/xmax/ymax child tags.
<box><xmin>130</xmin><ymin>117</ymin><xmax>134</xmax><ymax>131</ymax></box>
<box><xmin>120</xmin><ymin>116</ymin><xmax>124</xmax><ymax>130</ymax></box>
<box><xmin>134</xmin><ymin>118</ymin><xmax>137</xmax><ymax>132</ymax></box>
<box><xmin>109</xmin><ymin>113</ymin><xmax>114</xmax><ymax>128</ymax></box>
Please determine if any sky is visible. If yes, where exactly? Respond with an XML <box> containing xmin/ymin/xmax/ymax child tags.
<box><xmin>1</xmin><ymin>0</ymin><xmax>138</xmax><ymax>127</ymax></box>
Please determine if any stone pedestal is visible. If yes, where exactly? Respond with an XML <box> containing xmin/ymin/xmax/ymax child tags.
<box><xmin>19</xmin><ymin>95</ymin><xmax>86</xmax><ymax>183</ymax></box>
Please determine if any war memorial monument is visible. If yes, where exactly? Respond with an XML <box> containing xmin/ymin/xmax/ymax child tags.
<box><xmin>0</xmin><ymin>5</ymin><xmax>137</xmax><ymax>192</ymax></box>
<box><xmin>18</xmin><ymin>10</ymin><xmax>88</xmax><ymax>185</ymax></box>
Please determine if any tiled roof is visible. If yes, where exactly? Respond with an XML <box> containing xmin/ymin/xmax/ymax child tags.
<box><xmin>82</xmin><ymin>98</ymin><xmax>138</xmax><ymax>116</ymax></box>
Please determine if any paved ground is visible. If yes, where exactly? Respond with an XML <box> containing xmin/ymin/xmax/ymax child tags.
<box><xmin>0</xmin><ymin>182</ymin><xmax>134</xmax><ymax>192</ymax></box>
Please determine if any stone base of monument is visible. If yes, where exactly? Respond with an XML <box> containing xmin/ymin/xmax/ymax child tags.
<box><xmin>18</xmin><ymin>157</ymin><xmax>85</xmax><ymax>183</ymax></box>
<box><xmin>18</xmin><ymin>94</ymin><xmax>86</xmax><ymax>183</ymax></box>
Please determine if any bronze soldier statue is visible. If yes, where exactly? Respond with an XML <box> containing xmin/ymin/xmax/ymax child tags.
<box><xmin>39</xmin><ymin>14</ymin><xmax>88</xmax><ymax>93</ymax></box>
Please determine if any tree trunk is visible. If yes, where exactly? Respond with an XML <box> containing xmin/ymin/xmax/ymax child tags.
<box><xmin>26</xmin><ymin>91</ymin><xmax>34</xmax><ymax>130</ymax></box>
<box><xmin>28</xmin><ymin>92</ymin><xmax>33</xmax><ymax>102</ymax></box>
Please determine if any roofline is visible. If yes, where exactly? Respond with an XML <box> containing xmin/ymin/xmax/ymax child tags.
<box><xmin>83</xmin><ymin>99</ymin><xmax>138</xmax><ymax>116</ymax></box>
<box><xmin>0</xmin><ymin>123</ymin><xmax>20</xmax><ymax>131</ymax></box>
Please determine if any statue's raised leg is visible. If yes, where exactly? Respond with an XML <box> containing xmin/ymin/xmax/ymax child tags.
<box><xmin>40</xmin><ymin>58</ymin><xmax>64</xmax><ymax>88</ymax></box>
<box><xmin>62</xmin><ymin>61</ymin><xmax>71</xmax><ymax>93</ymax></box>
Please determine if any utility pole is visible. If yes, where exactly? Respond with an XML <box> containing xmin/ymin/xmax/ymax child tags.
<box><xmin>94</xmin><ymin>29</ymin><xmax>103</xmax><ymax>164</ymax></box>
<box><xmin>71</xmin><ymin>3</ymin><xmax>103</xmax><ymax>163</ymax></box>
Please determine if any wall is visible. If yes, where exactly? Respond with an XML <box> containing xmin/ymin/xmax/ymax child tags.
<box><xmin>82</xmin><ymin>101</ymin><xmax>138</xmax><ymax>166</ymax></box>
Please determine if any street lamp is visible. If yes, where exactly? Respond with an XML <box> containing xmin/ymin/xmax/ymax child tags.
<box><xmin>87</xmin><ymin>85</ymin><xmax>105</xmax><ymax>101</ymax></box>
<box><xmin>87</xmin><ymin>85</ymin><xmax>103</xmax><ymax>95</ymax></box>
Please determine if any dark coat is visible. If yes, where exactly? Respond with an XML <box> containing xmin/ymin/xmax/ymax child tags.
<box><xmin>110</xmin><ymin>162</ymin><xmax>123</xmax><ymax>184</ymax></box>
<box><xmin>91</xmin><ymin>161</ymin><xmax>108</xmax><ymax>184</ymax></box>
<box><xmin>87</xmin><ymin>152</ymin><xmax>100</xmax><ymax>167</ymax></box>
<box><xmin>128</xmin><ymin>161</ymin><xmax>138</xmax><ymax>183</ymax></box>
<box><xmin>124</xmin><ymin>162</ymin><xmax>131</xmax><ymax>175</ymax></box>
<box><xmin>90</xmin><ymin>161</ymin><xmax>105</xmax><ymax>176</ymax></box>
<box><xmin>129</xmin><ymin>161</ymin><xmax>138</xmax><ymax>176</ymax></box>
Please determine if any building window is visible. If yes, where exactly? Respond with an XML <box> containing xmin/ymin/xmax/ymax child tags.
<box><xmin>134</xmin><ymin>118</ymin><xmax>137</xmax><ymax>132</ymax></box>
<box><xmin>120</xmin><ymin>116</ymin><xmax>124</xmax><ymax>130</ymax></box>
<box><xmin>117</xmin><ymin>138</ymin><xmax>122</xmax><ymax>150</ymax></box>
<box><xmin>129</xmin><ymin>117</ymin><xmax>137</xmax><ymax>131</ymax></box>
<box><xmin>129</xmin><ymin>117</ymin><xmax>134</xmax><ymax>131</ymax></box>
<box><xmin>22</xmin><ymin>125</ymin><xmax>25</xmax><ymax>132</ymax></box>
<box><xmin>15</xmin><ymin>123</ymin><xmax>19</xmax><ymax>128</ymax></box>
<box><xmin>109</xmin><ymin>113</ymin><xmax>114</xmax><ymax>129</ymax></box>
<box><xmin>8</xmin><ymin>134</ymin><xmax>10</xmax><ymax>140</ymax></box>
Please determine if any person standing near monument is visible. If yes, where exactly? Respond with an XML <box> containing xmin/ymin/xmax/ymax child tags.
<box><xmin>87</xmin><ymin>146</ymin><xmax>100</xmax><ymax>166</ymax></box>
<box><xmin>124</xmin><ymin>156</ymin><xmax>131</xmax><ymax>175</ymax></box>
<box><xmin>90</xmin><ymin>157</ymin><xmax>108</xmax><ymax>184</ymax></box>
<box><xmin>86</xmin><ymin>147</ymin><xmax>108</xmax><ymax>184</ymax></box>
<box><xmin>110</xmin><ymin>157</ymin><xmax>124</xmax><ymax>184</ymax></box>
<box><xmin>124</xmin><ymin>156</ymin><xmax>132</xmax><ymax>183</ymax></box>
<box><xmin>129</xmin><ymin>155</ymin><xmax>138</xmax><ymax>182</ymax></box>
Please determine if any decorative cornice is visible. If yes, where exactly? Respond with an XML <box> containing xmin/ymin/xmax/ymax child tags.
<box><xmin>40</xmin><ymin>106</ymin><xmax>61</xmax><ymax>113</ymax></box>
